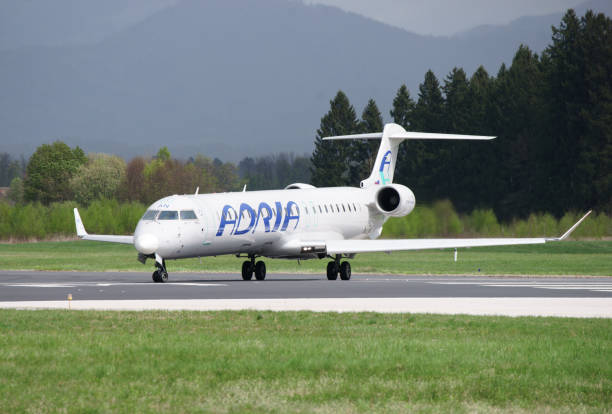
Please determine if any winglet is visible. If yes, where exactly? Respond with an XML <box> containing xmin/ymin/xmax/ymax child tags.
<box><xmin>74</xmin><ymin>208</ymin><xmax>88</xmax><ymax>238</ymax></box>
<box><xmin>547</xmin><ymin>210</ymin><xmax>592</xmax><ymax>241</ymax></box>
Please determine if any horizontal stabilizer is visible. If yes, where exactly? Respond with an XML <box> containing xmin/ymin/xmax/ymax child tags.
<box><xmin>323</xmin><ymin>131</ymin><xmax>495</xmax><ymax>141</ymax></box>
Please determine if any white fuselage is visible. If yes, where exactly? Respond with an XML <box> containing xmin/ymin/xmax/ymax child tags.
<box><xmin>133</xmin><ymin>187</ymin><xmax>386</xmax><ymax>260</ymax></box>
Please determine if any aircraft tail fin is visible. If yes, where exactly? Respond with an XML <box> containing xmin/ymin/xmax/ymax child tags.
<box><xmin>323</xmin><ymin>123</ymin><xmax>495</xmax><ymax>188</ymax></box>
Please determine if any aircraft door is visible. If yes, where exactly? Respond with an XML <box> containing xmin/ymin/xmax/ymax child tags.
<box><xmin>178</xmin><ymin>203</ymin><xmax>208</xmax><ymax>255</ymax></box>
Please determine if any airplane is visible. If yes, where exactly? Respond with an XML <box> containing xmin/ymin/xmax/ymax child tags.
<box><xmin>73</xmin><ymin>123</ymin><xmax>592</xmax><ymax>283</ymax></box>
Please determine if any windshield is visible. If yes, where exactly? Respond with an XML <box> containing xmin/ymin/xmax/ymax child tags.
<box><xmin>141</xmin><ymin>210</ymin><xmax>158</xmax><ymax>220</ymax></box>
<box><xmin>180</xmin><ymin>210</ymin><xmax>198</xmax><ymax>220</ymax></box>
<box><xmin>158</xmin><ymin>210</ymin><xmax>178</xmax><ymax>220</ymax></box>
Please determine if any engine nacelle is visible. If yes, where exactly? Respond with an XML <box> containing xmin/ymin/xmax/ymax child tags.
<box><xmin>374</xmin><ymin>184</ymin><xmax>415</xmax><ymax>217</ymax></box>
<box><xmin>284</xmin><ymin>183</ymin><xmax>316</xmax><ymax>190</ymax></box>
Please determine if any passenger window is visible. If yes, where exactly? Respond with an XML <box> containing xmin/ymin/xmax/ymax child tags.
<box><xmin>324</xmin><ymin>205</ymin><xmax>328</xmax><ymax>213</ymax></box>
<box><xmin>180</xmin><ymin>210</ymin><xmax>197</xmax><ymax>220</ymax></box>
<box><xmin>158</xmin><ymin>210</ymin><xmax>178</xmax><ymax>220</ymax></box>
<box><xmin>141</xmin><ymin>210</ymin><xmax>158</xmax><ymax>220</ymax></box>
<box><xmin>342</xmin><ymin>204</ymin><xmax>346</xmax><ymax>212</ymax></box>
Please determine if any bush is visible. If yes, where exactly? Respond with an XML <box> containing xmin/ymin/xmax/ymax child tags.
<box><xmin>381</xmin><ymin>201</ymin><xmax>609</xmax><ymax>239</ymax></box>
<box><xmin>0</xmin><ymin>199</ymin><xmax>146</xmax><ymax>240</ymax></box>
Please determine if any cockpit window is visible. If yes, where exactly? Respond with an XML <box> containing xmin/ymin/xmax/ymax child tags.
<box><xmin>158</xmin><ymin>210</ymin><xmax>178</xmax><ymax>220</ymax></box>
<box><xmin>142</xmin><ymin>210</ymin><xmax>159</xmax><ymax>220</ymax></box>
<box><xmin>180</xmin><ymin>210</ymin><xmax>197</xmax><ymax>220</ymax></box>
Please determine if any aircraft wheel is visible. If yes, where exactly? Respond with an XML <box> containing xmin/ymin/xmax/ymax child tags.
<box><xmin>326</xmin><ymin>261</ymin><xmax>338</xmax><ymax>280</ymax></box>
<box><xmin>152</xmin><ymin>270</ymin><xmax>160</xmax><ymax>283</ymax></box>
<box><xmin>254</xmin><ymin>261</ymin><xmax>266</xmax><ymax>280</ymax></box>
<box><xmin>340</xmin><ymin>261</ymin><xmax>351</xmax><ymax>280</ymax></box>
<box><xmin>160</xmin><ymin>270</ymin><xmax>168</xmax><ymax>283</ymax></box>
<box><xmin>242</xmin><ymin>261</ymin><xmax>253</xmax><ymax>280</ymax></box>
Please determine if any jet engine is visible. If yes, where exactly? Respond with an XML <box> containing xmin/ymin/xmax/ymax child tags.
<box><xmin>374</xmin><ymin>184</ymin><xmax>415</xmax><ymax>217</ymax></box>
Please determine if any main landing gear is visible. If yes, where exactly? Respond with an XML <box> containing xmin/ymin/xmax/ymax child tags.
<box><xmin>241</xmin><ymin>255</ymin><xmax>266</xmax><ymax>281</ymax></box>
<box><xmin>326</xmin><ymin>255</ymin><xmax>351</xmax><ymax>280</ymax></box>
<box><xmin>152</xmin><ymin>255</ymin><xmax>168</xmax><ymax>283</ymax></box>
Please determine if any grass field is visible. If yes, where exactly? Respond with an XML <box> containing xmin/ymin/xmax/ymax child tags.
<box><xmin>0</xmin><ymin>310</ymin><xmax>610</xmax><ymax>413</ymax></box>
<box><xmin>0</xmin><ymin>240</ymin><xmax>611</xmax><ymax>276</ymax></box>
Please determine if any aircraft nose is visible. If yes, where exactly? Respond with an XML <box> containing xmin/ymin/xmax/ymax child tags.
<box><xmin>135</xmin><ymin>233</ymin><xmax>159</xmax><ymax>255</ymax></box>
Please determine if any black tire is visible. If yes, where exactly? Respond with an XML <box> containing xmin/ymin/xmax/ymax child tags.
<box><xmin>160</xmin><ymin>270</ymin><xmax>168</xmax><ymax>283</ymax></box>
<box><xmin>242</xmin><ymin>261</ymin><xmax>253</xmax><ymax>280</ymax></box>
<box><xmin>326</xmin><ymin>261</ymin><xmax>338</xmax><ymax>280</ymax></box>
<box><xmin>254</xmin><ymin>261</ymin><xmax>266</xmax><ymax>280</ymax></box>
<box><xmin>340</xmin><ymin>261</ymin><xmax>351</xmax><ymax>280</ymax></box>
<box><xmin>152</xmin><ymin>270</ymin><xmax>160</xmax><ymax>283</ymax></box>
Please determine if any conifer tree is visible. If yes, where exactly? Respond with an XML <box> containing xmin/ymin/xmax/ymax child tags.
<box><xmin>349</xmin><ymin>99</ymin><xmax>383</xmax><ymax>184</ymax></box>
<box><xmin>389</xmin><ymin>85</ymin><xmax>417</xmax><ymax>186</ymax></box>
<box><xmin>408</xmin><ymin>70</ymin><xmax>445</xmax><ymax>202</ymax></box>
<box><xmin>544</xmin><ymin>9</ymin><xmax>612</xmax><ymax>214</ymax></box>
<box><xmin>311</xmin><ymin>91</ymin><xmax>359</xmax><ymax>187</ymax></box>
<box><xmin>390</xmin><ymin>85</ymin><xmax>415</xmax><ymax>129</ymax></box>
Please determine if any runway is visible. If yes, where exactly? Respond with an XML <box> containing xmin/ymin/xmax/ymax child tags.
<box><xmin>1</xmin><ymin>271</ymin><xmax>611</xmax><ymax>317</ymax></box>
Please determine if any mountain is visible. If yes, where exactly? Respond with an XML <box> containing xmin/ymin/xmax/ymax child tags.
<box><xmin>0</xmin><ymin>0</ymin><xmax>609</xmax><ymax>161</ymax></box>
<box><xmin>0</xmin><ymin>0</ymin><xmax>178</xmax><ymax>51</ymax></box>
<box><xmin>456</xmin><ymin>0</ymin><xmax>612</xmax><ymax>57</ymax></box>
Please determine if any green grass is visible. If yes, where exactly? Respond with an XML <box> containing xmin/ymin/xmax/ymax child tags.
<box><xmin>0</xmin><ymin>310</ymin><xmax>610</xmax><ymax>413</ymax></box>
<box><xmin>0</xmin><ymin>240</ymin><xmax>611</xmax><ymax>276</ymax></box>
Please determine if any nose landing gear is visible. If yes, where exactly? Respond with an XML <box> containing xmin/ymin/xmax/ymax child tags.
<box><xmin>152</xmin><ymin>254</ymin><xmax>168</xmax><ymax>283</ymax></box>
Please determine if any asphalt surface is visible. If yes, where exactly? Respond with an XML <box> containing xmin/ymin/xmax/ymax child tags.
<box><xmin>1</xmin><ymin>270</ymin><xmax>611</xmax><ymax>302</ymax></box>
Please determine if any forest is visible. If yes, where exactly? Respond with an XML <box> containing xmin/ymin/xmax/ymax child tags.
<box><xmin>311</xmin><ymin>9</ymin><xmax>611</xmax><ymax>220</ymax></box>
<box><xmin>0</xmin><ymin>9</ymin><xmax>610</xmax><ymax>239</ymax></box>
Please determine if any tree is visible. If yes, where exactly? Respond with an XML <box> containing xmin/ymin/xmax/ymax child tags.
<box><xmin>487</xmin><ymin>46</ymin><xmax>548</xmax><ymax>218</ymax></box>
<box><xmin>0</xmin><ymin>153</ymin><xmax>26</xmax><ymax>187</ymax></box>
<box><xmin>401</xmin><ymin>70</ymin><xmax>445</xmax><ymax>202</ymax></box>
<box><xmin>191</xmin><ymin>155</ymin><xmax>219</xmax><ymax>193</ymax></box>
<box><xmin>120</xmin><ymin>157</ymin><xmax>146</xmax><ymax>202</ymax></box>
<box><xmin>155</xmin><ymin>147</ymin><xmax>171</xmax><ymax>162</ymax></box>
<box><xmin>543</xmin><ymin>9</ymin><xmax>612</xmax><ymax>215</ymax></box>
<box><xmin>213</xmin><ymin>161</ymin><xmax>240</xmax><ymax>192</ymax></box>
<box><xmin>390</xmin><ymin>84</ymin><xmax>416</xmax><ymax>129</ymax></box>
<box><xmin>70</xmin><ymin>153</ymin><xmax>126</xmax><ymax>205</ymax></box>
<box><xmin>390</xmin><ymin>85</ymin><xmax>417</xmax><ymax>186</ymax></box>
<box><xmin>437</xmin><ymin>67</ymin><xmax>471</xmax><ymax>204</ymax></box>
<box><xmin>442</xmin><ymin>68</ymin><xmax>470</xmax><ymax>133</ymax></box>
<box><xmin>8</xmin><ymin>177</ymin><xmax>23</xmax><ymax>204</ymax></box>
<box><xmin>311</xmin><ymin>91</ymin><xmax>359</xmax><ymax>187</ymax></box>
<box><xmin>350</xmin><ymin>99</ymin><xmax>383</xmax><ymax>183</ymax></box>
<box><xmin>413</xmin><ymin>70</ymin><xmax>445</xmax><ymax>131</ymax></box>
<box><xmin>23</xmin><ymin>141</ymin><xmax>86</xmax><ymax>204</ymax></box>
<box><xmin>238</xmin><ymin>153</ymin><xmax>311</xmax><ymax>190</ymax></box>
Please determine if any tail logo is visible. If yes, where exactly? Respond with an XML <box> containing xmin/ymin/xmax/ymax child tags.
<box><xmin>378</xmin><ymin>150</ymin><xmax>392</xmax><ymax>185</ymax></box>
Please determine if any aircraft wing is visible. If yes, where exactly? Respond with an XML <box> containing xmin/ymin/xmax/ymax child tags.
<box><xmin>73</xmin><ymin>208</ymin><xmax>134</xmax><ymax>244</ymax></box>
<box><xmin>325</xmin><ymin>211</ymin><xmax>591</xmax><ymax>255</ymax></box>
<box><xmin>326</xmin><ymin>237</ymin><xmax>546</xmax><ymax>254</ymax></box>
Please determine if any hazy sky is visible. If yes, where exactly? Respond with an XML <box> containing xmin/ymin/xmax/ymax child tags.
<box><xmin>304</xmin><ymin>0</ymin><xmax>585</xmax><ymax>36</ymax></box>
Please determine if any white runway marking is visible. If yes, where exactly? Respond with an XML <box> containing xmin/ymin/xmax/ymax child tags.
<box><xmin>2</xmin><ymin>282</ymin><xmax>227</xmax><ymax>288</ymax></box>
<box><xmin>1</xmin><ymin>298</ymin><xmax>611</xmax><ymax>318</ymax></box>
<box><xmin>428</xmin><ymin>281</ymin><xmax>612</xmax><ymax>293</ymax></box>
